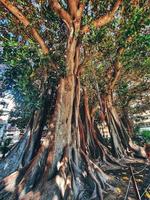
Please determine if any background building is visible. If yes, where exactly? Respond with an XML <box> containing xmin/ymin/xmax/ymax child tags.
<box><xmin>0</xmin><ymin>93</ymin><xmax>20</xmax><ymax>144</ymax></box>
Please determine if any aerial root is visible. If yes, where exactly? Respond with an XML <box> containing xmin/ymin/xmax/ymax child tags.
<box><xmin>80</xmin><ymin>150</ymin><xmax>115</xmax><ymax>196</ymax></box>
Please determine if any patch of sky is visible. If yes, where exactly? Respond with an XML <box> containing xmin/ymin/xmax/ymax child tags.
<box><xmin>18</xmin><ymin>35</ymin><xmax>22</xmax><ymax>42</ymax></box>
<box><xmin>31</xmin><ymin>0</ymin><xmax>41</xmax><ymax>11</ymax></box>
<box><xmin>60</xmin><ymin>0</ymin><xmax>67</xmax><ymax>9</ymax></box>
<box><xmin>0</xmin><ymin>64</ymin><xmax>7</xmax><ymax>75</ymax></box>
<box><xmin>29</xmin><ymin>59</ymin><xmax>34</xmax><ymax>67</ymax></box>
<box><xmin>8</xmin><ymin>32</ymin><xmax>14</xmax><ymax>39</ymax></box>
<box><xmin>0</xmin><ymin>18</ymin><xmax>8</xmax><ymax>26</ymax></box>
<box><xmin>0</xmin><ymin>42</ymin><xmax>3</xmax><ymax>54</ymax></box>
<box><xmin>40</xmin><ymin>24</ymin><xmax>47</xmax><ymax>33</ymax></box>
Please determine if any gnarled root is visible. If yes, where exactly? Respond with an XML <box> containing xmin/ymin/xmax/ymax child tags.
<box><xmin>0</xmin><ymin>145</ymin><xmax>115</xmax><ymax>200</ymax></box>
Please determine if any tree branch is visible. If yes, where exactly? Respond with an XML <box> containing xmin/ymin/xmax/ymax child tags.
<box><xmin>49</xmin><ymin>0</ymin><xmax>72</xmax><ymax>29</ymax></box>
<box><xmin>77</xmin><ymin>2</ymin><xmax>85</xmax><ymax>19</ymax></box>
<box><xmin>109</xmin><ymin>60</ymin><xmax>122</xmax><ymax>91</ymax></box>
<box><xmin>81</xmin><ymin>0</ymin><xmax>122</xmax><ymax>33</ymax></box>
<box><xmin>0</xmin><ymin>0</ymin><xmax>49</xmax><ymax>54</ymax></box>
<box><xmin>67</xmin><ymin>0</ymin><xmax>78</xmax><ymax>18</ymax></box>
<box><xmin>107</xmin><ymin>34</ymin><xmax>134</xmax><ymax>92</ymax></box>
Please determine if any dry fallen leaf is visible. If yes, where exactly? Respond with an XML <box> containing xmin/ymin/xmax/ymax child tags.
<box><xmin>135</xmin><ymin>179</ymin><xmax>143</xmax><ymax>183</ymax></box>
<box><xmin>122</xmin><ymin>176</ymin><xmax>129</xmax><ymax>181</ymax></box>
<box><xmin>144</xmin><ymin>192</ymin><xmax>150</xmax><ymax>199</ymax></box>
<box><xmin>138</xmin><ymin>175</ymin><xmax>144</xmax><ymax>178</ymax></box>
<box><xmin>115</xmin><ymin>187</ymin><xmax>122</xmax><ymax>194</ymax></box>
<box><xmin>128</xmin><ymin>197</ymin><xmax>135</xmax><ymax>200</ymax></box>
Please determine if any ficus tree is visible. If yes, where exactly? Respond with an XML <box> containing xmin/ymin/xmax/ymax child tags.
<box><xmin>78</xmin><ymin>1</ymin><xmax>149</xmax><ymax>158</ymax></box>
<box><xmin>0</xmin><ymin>0</ymin><xmax>149</xmax><ymax>199</ymax></box>
<box><xmin>114</xmin><ymin>30</ymin><xmax>150</xmax><ymax>136</ymax></box>
<box><xmin>116</xmin><ymin>64</ymin><xmax>150</xmax><ymax>137</ymax></box>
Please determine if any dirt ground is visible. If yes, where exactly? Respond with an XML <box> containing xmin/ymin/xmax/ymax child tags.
<box><xmin>103</xmin><ymin>160</ymin><xmax>150</xmax><ymax>200</ymax></box>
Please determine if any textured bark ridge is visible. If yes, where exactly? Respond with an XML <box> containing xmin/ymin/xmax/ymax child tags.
<box><xmin>0</xmin><ymin>110</ymin><xmax>42</xmax><ymax>179</ymax></box>
<box><xmin>105</xmin><ymin>95</ymin><xmax>129</xmax><ymax>158</ymax></box>
<box><xmin>0</xmin><ymin>128</ymin><xmax>30</xmax><ymax>180</ymax></box>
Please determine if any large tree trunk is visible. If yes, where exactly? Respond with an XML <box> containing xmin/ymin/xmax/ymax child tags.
<box><xmin>0</xmin><ymin>110</ymin><xmax>42</xmax><ymax>179</ymax></box>
<box><xmin>96</xmin><ymin>57</ymin><xmax>131</xmax><ymax>158</ymax></box>
<box><xmin>121</xmin><ymin>107</ymin><xmax>134</xmax><ymax>137</ymax></box>
<box><xmin>94</xmin><ymin>80</ymin><xmax>128</xmax><ymax>158</ymax></box>
<box><xmin>81</xmin><ymin>88</ymin><xmax>122</xmax><ymax>166</ymax></box>
<box><xmin>103</xmin><ymin>88</ymin><xmax>146</xmax><ymax>159</ymax></box>
<box><xmin>0</xmin><ymin>28</ymin><xmax>113</xmax><ymax>200</ymax></box>
<box><xmin>104</xmin><ymin>93</ymin><xmax>129</xmax><ymax>158</ymax></box>
<box><xmin>0</xmin><ymin>87</ymin><xmax>54</xmax><ymax>179</ymax></box>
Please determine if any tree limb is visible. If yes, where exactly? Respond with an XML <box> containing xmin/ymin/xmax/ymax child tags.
<box><xmin>0</xmin><ymin>0</ymin><xmax>49</xmax><ymax>54</ymax></box>
<box><xmin>49</xmin><ymin>0</ymin><xmax>72</xmax><ymax>29</ymax></box>
<box><xmin>67</xmin><ymin>0</ymin><xmax>78</xmax><ymax>18</ymax></box>
<box><xmin>109</xmin><ymin>60</ymin><xmax>122</xmax><ymax>91</ymax></box>
<box><xmin>107</xmin><ymin>36</ymin><xmax>133</xmax><ymax>92</ymax></box>
<box><xmin>77</xmin><ymin>2</ymin><xmax>85</xmax><ymax>19</ymax></box>
<box><xmin>81</xmin><ymin>0</ymin><xmax>122</xmax><ymax>33</ymax></box>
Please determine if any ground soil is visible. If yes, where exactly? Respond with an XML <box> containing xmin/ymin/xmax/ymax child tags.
<box><xmin>103</xmin><ymin>160</ymin><xmax>150</xmax><ymax>200</ymax></box>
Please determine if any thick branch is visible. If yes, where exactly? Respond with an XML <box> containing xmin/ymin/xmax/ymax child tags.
<box><xmin>108</xmin><ymin>38</ymin><xmax>133</xmax><ymax>91</ymax></box>
<box><xmin>131</xmin><ymin>0</ymin><xmax>139</xmax><ymax>6</ymax></box>
<box><xmin>67</xmin><ymin>0</ymin><xmax>78</xmax><ymax>18</ymax></box>
<box><xmin>0</xmin><ymin>0</ymin><xmax>49</xmax><ymax>54</ymax></box>
<box><xmin>81</xmin><ymin>0</ymin><xmax>122</xmax><ymax>33</ymax></box>
<box><xmin>49</xmin><ymin>0</ymin><xmax>72</xmax><ymax>29</ymax></box>
<box><xmin>109</xmin><ymin>60</ymin><xmax>122</xmax><ymax>91</ymax></box>
<box><xmin>77</xmin><ymin>2</ymin><xmax>85</xmax><ymax>19</ymax></box>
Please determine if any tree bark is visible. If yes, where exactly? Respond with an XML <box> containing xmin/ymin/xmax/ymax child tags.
<box><xmin>105</xmin><ymin>93</ymin><xmax>127</xmax><ymax>158</ymax></box>
<box><xmin>121</xmin><ymin>107</ymin><xmax>134</xmax><ymax>137</ymax></box>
